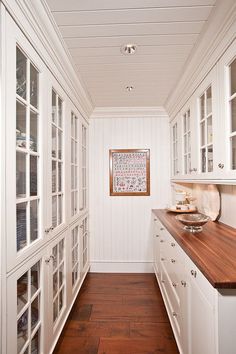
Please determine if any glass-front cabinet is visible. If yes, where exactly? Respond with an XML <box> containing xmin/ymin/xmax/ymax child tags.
<box><xmin>171</xmin><ymin>117</ymin><xmax>181</xmax><ymax>177</ymax></box>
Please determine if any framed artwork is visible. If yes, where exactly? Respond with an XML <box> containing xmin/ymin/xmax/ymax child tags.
<box><xmin>109</xmin><ymin>149</ymin><xmax>150</xmax><ymax>196</ymax></box>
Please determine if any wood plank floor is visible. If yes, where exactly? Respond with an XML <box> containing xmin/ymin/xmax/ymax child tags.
<box><xmin>53</xmin><ymin>273</ymin><xmax>179</xmax><ymax>354</ymax></box>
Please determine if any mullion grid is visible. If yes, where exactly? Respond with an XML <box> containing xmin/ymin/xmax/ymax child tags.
<box><xmin>229</xmin><ymin>62</ymin><xmax>236</xmax><ymax>169</ymax></box>
<box><xmin>71</xmin><ymin>113</ymin><xmax>78</xmax><ymax>217</ymax></box>
<box><xmin>200</xmin><ymin>87</ymin><xmax>213</xmax><ymax>173</ymax></box>
<box><xmin>17</xmin><ymin>262</ymin><xmax>41</xmax><ymax>354</ymax></box>
<box><xmin>172</xmin><ymin>123</ymin><xmax>178</xmax><ymax>174</ymax></box>
<box><xmin>52</xmin><ymin>240</ymin><xmax>65</xmax><ymax>326</ymax></box>
<box><xmin>81</xmin><ymin>125</ymin><xmax>87</xmax><ymax>210</ymax></box>
<box><xmin>71</xmin><ymin>227</ymin><xmax>79</xmax><ymax>288</ymax></box>
<box><xmin>16</xmin><ymin>47</ymin><xmax>40</xmax><ymax>252</ymax></box>
<box><xmin>51</xmin><ymin>91</ymin><xmax>63</xmax><ymax>228</ymax></box>
<box><xmin>82</xmin><ymin>218</ymin><xmax>88</xmax><ymax>268</ymax></box>
<box><xmin>183</xmin><ymin>110</ymin><xmax>191</xmax><ymax>174</ymax></box>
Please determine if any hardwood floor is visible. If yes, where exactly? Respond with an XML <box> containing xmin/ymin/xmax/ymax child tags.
<box><xmin>53</xmin><ymin>273</ymin><xmax>179</xmax><ymax>354</ymax></box>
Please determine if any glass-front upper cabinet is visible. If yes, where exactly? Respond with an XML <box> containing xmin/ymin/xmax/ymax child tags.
<box><xmin>182</xmin><ymin>108</ymin><xmax>191</xmax><ymax>174</ymax></box>
<box><xmin>71</xmin><ymin>112</ymin><xmax>79</xmax><ymax>219</ymax></box>
<box><xmin>171</xmin><ymin>117</ymin><xmax>181</xmax><ymax>177</ymax></box>
<box><xmin>6</xmin><ymin>14</ymin><xmax>46</xmax><ymax>271</ymax></box>
<box><xmin>79</xmin><ymin>120</ymin><xmax>88</xmax><ymax>212</ymax></box>
<box><xmin>228</xmin><ymin>58</ymin><xmax>236</xmax><ymax>171</ymax></box>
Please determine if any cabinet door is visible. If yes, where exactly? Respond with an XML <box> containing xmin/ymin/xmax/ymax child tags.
<box><xmin>70</xmin><ymin>222</ymin><xmax>81</xmax><ymax>295</ymax></box>
<box><xmin>186</xmin><ymin>262</ymin><xmax>216</xmax><ymax>354</ymax></box>
<box><xmin>79</xmin><ymin>215</ymin><xmax>89</xmax><ymax>278</ymax></box>
<box><xmin>70</xmin><ymin>110</ymin><xmax>80</xmax><ymax>222</ymax></box>
<box><xmin>7</xmin><ymin>253</ymin><xmax>43</xmax><ymax>354</ymax></box>
<box><xmin>44</xmin><ymin>232</ymin><xmax>67</xmax><ymax>353</ymax></box>
<box><xmin>218</xmin><ymin>38</ymin><xmax>236</xmax><ymax>178</ymax></box>
<box><xmin>79</xmin><ymin>119</ymin><xmax>88</xmax><ymax>213</ymax></box>
<box><xmin>5</xmin><ymin>14</ymin><xmax>47</xmax><ymax>271</ymax></box>
<box><xmin>171</xmin><ymin>116</ymin><xmax>182</xmax><ymax>177</ymax></box>
<box><xmin>153</xmin><ymin>217</ymin><xmax>161</xmax><ymax>276</ymax></box>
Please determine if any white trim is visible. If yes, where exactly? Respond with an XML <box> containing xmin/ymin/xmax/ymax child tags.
<box><xmin>172</xmin><ymin>179</ymin><xmax>236</xmax><ymax>185</ymax></box>
<box><xmin>91</xmin><ymin>106</ymin><xmax>168</xmax><ymax>119</ymax></box>
<box><xmin>166</xmin><ymin>0</ymin><xmax>236</xmax><ymax>120</ymax></box>
<box><xmin>2</xmin><ymin>0</ymin><xmax>93</xmax><ymax>119</ymax></box>
<box><xmin>90</xmin><ymin>261</ymin><xmax>153</xmax><ymax>273</ymax></box>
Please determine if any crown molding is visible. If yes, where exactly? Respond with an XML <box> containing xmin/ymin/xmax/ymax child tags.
<box><xmin>165</xmin><ymin>0</ymin><xmax>236</xmax><ymax>119</ymax></box>
<box><xmin>2</xmin><ymin>0</ymin><xmax>93</xmax><ymax>119</ymax></box>
<box><xmin>90</xmin><ymin>106</ymin><xmax>168</xmax><ymax>119</ymax></box>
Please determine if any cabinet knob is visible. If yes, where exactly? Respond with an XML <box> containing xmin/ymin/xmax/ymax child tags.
<box><xmin>160</xmin><ymin>240</ymin><xmax>164</xmax><ymax>243</ymax></box>
<box><xmin>161</xmin><ymin>280</ymin><xmax>165</xmax><ymax>284</ymax></box>
<box><xmin>45</xmin><ymin>254</ymin><xmax>55</xmax><ymax>264</ymax></box>
<box><xmin>161</xmin><ymin>257</ymin><xmax>165</xmax><ymax>261</ymax></box>
<box><xmin>154</xmin><ymin>218</ymin><xmax>157</xmax><ymax>221</ymax></box>
<box><xmin>172</xmin><ymin>312</ymin><xmax>177</xmax><ymax>317</ymax></box>
<box><xmin>218</xmin><ymin>163</ymin><xmax>224</xmax><ymax>169</ymax></box>
<box><xmin>160</xmin><ymin>227</ymin><xmax>165</xmax><ymax>231</ymax></box>
<box><xmin>155</xmin><ymin>234</ymin><xmax>159</xmax><ymax>238</ymax></box>
<box><xmin>171</xmin><ymin>259</ymin><xmax>176</xmax><ymax>264</ymax></box>
<box><xmin>189</xmin><ymin>168</ymin><xmax>197</xmax><ymax>172</ymax></box>
<box><xmin>191</xmin><ymin>270</ymin><xmax>197</xmax><ymax>278</ymax></box>
<box><xmin>181</xmin><ymin>280</ymin><xmax>187</xmax><ymax>287</ymax></box>
<box><xmin>171</xmin><ymin>243</ymin><xmax>175</xmax><ymax>247</ymax></box>
<box><xmin>172</xmin><ymin>282</ymin><xmax>177</xmax><ymax>288</ymax></box>
<box><xmin>45</xmin><ymin>226</ymin><xmax>54</xmax><ymax>233</ymax></box>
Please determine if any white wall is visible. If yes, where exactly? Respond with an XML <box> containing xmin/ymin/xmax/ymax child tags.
<box><xmin>89</xmin><ymin>114</ymin><xmax>170</xmax><ymax>272</ymax></box>
<box><xmin>218</xmin><ymin>185</ymin><xmax>236</xmax><ymax>228</ymax></box>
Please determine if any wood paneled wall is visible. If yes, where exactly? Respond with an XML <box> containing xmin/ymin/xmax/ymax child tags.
<box><xmin>89</xmin><ymin>115</ymin><xmax>170</xmax><ymax>272</ymax></box>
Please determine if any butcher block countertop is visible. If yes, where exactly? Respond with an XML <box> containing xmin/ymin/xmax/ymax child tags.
<box><xmin>152</xmin><ymin>209</ymin><xmax>236</xmax><ymax>289</ymax></box>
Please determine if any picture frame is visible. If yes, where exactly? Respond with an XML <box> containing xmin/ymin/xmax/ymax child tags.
<box><xmin>109</xmin><ymin>149</ymin><xmax>150</xmax><ymax>196</ymax></box>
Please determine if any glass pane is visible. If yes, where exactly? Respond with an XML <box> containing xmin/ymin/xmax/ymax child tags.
<box><xmin>30</xmin><ymin>156</ymin><xmax>38</xmax><ymax>196</ymax></box>
<box><xmin>52</xmin><ymin>246</ymin><xmax>58</xmax><ymax>271</ymax></box>
<box><xmin>17</xmin><ymin>310</ymin><xmax>28</xmax><ymax>353</ymax></box>
<box><xmin>52</xmin><ymin>126</ymin><xmax>57</xmax><ymax>158</ymax></box>
<box><xmin>30</xmin><ymin>111</ymin><xmax>37</xmax><ymax>152</ymax></box>
<box><xmin>53</xmin><ymin>272</ymin><xmax>58</xmax><ymax>297</ymax></box>
<box><xmin>184</xmin><ymin>156</ymin><xmax>187</xmax><ymax>174</ymax></box>
<box><xmin>58</xmin><ymin>98</ymin><xmax>62</xmax><ymax>128</ymax></box>
<box><xmin>231</xmin><ymin>97</ymin><xmax>236</xmax><ymax>133</ymax></box>
<box><xmin>59</xmin><ymin>288</ymin><xmax>64</xmax><ymax>312</ymax></box>
<box><xmin>52</xmin><ymin>90</ymin><xmax>56</xmax><ymax>124</ymax></box>
<box><xmin>31</xmin><ymin>296</ymin><xmax>39</xmax><ymax>330</ymax></box>
<box><xmin>30</xmin><ymin>64</ymin><xmax>38</xmax><ymax>108</ymax></box>
<box><xmin>52</xmin><ymin>196</ymin><xmax>57</xmax><ymax>228</ymax></box>
<box><xmin>231</xmin><ymin>135</ymin><xmax>236</xmax><ymax>170</ymax></box>
<box><xmin>16</xmin><ymin>102</ymin><xmax>26</xmax><ymax>148</ymax></box>
<box><xmin>53</xmin><ymin>296</ymin><xmax>58</xmax><ymax>323</ymax></box>
<box><xmin>74</xmin><ymin>191</ymin><xmax>78</xmax><ymax>214</ymax></box>
<box><xmin>31</xmin><ymin>330</ymin><xmax>40</xmax><ymax>354</ymax></box>
<box><xmin>200</xmin><ymin>94</ymin><xmax>205</xmax><ymax>120</ymax></box>
<box><xmin>188</xmin><ymin>132</ymin><xmax>191</xmax><ymax>152</ymax></box>
<box><xmin>71</xmin><ymin>192</ymin><xmax>74</xmax><ymax>217</ymax></box>
<box><xmin>184</xmin><ymin>135</ymin><xmax>187</xmax><ymax>154</ymax></box>
<box><xmin>16</xmin><ymin>152</ymin><xmax>26</xmax><ymax>198</ymax></box>
<box><xmin>230</xmin><ymin>58</ymin><xmax>236</xmax><ymax>96</ymax></box>
<box><xmin>74</xmin><ymin>141</ymin><xmax>77</xmax><ymax>164</ymax></box>
<box><xmin>201</xmin><ymin>148</ymin><xmax>206</xmax><ymax>173</ymax></box>
<box><xmin>59</xmin><ymin>239</ymin><xmax>64</xmax><ymax>263</ymax></box>
<box><xmin>58</xmin><ymin>194</ymin><xmax>62</xmax><ymax>225</ymax></box>
<box><xmin>183</xmin><ymin>115</ymin><xmax>187</xmax><ymax>133</ymax></box>
<box><xmin>200</xmin><ymin>121</ymin><xmax>205</xmax><ymax>146</ymax></box>
<box><xmin>58</xmin><ymin>130</ymin><xmax>62</xmax><ymax>160</ymax></box>
<box><xmin>206</xmin><ymin>86</ymin><xmax>212</xmax><ymax>115</ymax></box>
<box><xmin>208</xmin><ymin>145</ymin><xmax>213</xmax><ymax>172</ymax></box>
<box><xmin>207</xmin><ymin>116</ymin><xmax>213</xmax><ymax>144</ymax></box>
<box><xmin>71</xmin><ymin>114</ymin><xmax>74</xmax><ymax>138</ymax></box>
<box><xmin>16</xmin><ymin>47</ymin><xmax>27</xmax><ymax>99</ymax></box>
<box><xmin>71</xmin><ymin>140</ymin><xmax>74</xmax><ymax>163</ymax></box>
<box><xmin>30</xmin><ymin>200</ymin><xmax>38</xmax><ymax>243</ymax></box>
<box><xmin>75</xmin><ymin>117</ymin><xmax>77</xmax><ymax>140</ymax></box>
<box><xmin>71</xmin><ymin>165</ymin><xmax>74</xmax><ymax>189</ymax></box>
<box><xmin>74</xmin><ymin>166</ymin><xmax>77</xmax><ymax>189</ymax></box>
<box><xmin>58</xmin><ymin>163</ymin><xmax>62</xmax><ymax>192</ymax></box>
<box><xmin>59</xmin><ymin>265</ymin><xmax>63</xmax><ymax>287</ymax></box>
<box><xmin>17</xmin><ymin>272</ymin><xmax>28</xmax><ymax>313</ymax></box>
<box><xmin>31</xmin><ymin>262</ymin><xmax>40</xmax><ymax>296</ymax></box>
<box><xmin>17</xmin><ymin>202</ymin><xmax>27</xmax><ymax>251</ymax></box>
<box><xmin>52</xmin><ymin>161</ymin><xmax>57</xmax><ymax>193</ymax></box>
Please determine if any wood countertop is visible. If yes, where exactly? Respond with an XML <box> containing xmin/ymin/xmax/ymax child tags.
<box><xmin>152</xmin><ymin>209</ymin><xmax>236</xmax><ymax>289</ymax></box>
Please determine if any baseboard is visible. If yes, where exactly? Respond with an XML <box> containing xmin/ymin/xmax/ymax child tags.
<box><xmin>90</xmin><ymin>261</ymin><xmax>153</xmax><ymax>273</ymax></box>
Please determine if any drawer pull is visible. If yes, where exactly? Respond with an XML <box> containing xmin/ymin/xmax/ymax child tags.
<box><xmin>160</xmin><ymin>227</ymin><xmax>165</xmax><ymax>231</ymax></box>
<box><xmin>171</xmin><ymin>259</ymin><xmax>176</xmax><ymax>264</ymax></box>
<box><xmin>172</xmin><ymin>312</ymin><xmax>177</xmax><ymax>317</ymax></box>
<box><xmin>161</xmin><ymin>280</ymin><xmax>165</xmax><ymax>284</ymax></box>
<box><xmin>181</xmin><ymin>280</ymin><xmax>187</xmax><ymax>287</ymax></box>
<box><xmin>154</xmin><ymin>218</ymin><xmax>157</xmax><ymax>221</ymax></box>
<box><xmin>171</xmin><ymin>243</ymin><xmax>176</xmax><ymax>247</ymax></box>
<box><xmin>172</xmin><ymin>282</ymin><xmax>177</xmax><ymax>288</ymax></box>
<box><xmin>191</xmin><ymin>270</ymin><xmax>197</xmax><ymax>278</ymax></box>
<box><xmin>161</xmin><ymin>257</ymin><xmax>165</xmax><ymax>261</ymax></box>
<box><xmin>156</xmin><ymin>234</ymin><xmax>159</xmax><ymax>238</ymax></box>
<box><xmin>160</xmin><ymin>240</ymin><xmax>164</xmax><ymax>243</ymax></box>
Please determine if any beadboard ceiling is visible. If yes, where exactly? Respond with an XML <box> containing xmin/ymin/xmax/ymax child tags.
<box><xmin>46</xmin><ymin>0</ymin><xmax>216</xmax><ymax>108</ymax></box>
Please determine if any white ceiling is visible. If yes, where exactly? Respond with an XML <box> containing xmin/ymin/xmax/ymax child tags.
<box><xmin>46</xmin><ymin>0</ymin><xmax>216</xmax><ymax>108</ymax></box>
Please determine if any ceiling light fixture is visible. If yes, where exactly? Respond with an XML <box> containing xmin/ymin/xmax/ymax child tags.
<box><xmin>126</xmin><ymin>86</ymin><xmax>134</xmax><ymax>92</ymax></box>
<box><xmin>121</xmin><ymin>44</ymin><xmax>137</xmax><ymax>55</ymax></box>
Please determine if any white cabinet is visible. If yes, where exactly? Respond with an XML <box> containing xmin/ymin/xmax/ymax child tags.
<box><xmin>153</xmin><ymin>213</ymin><xmax>236</xmax><ymax>354</ymax></box>
<box><xmin>3</xmin><ymin>10</ymin><xmax>90</xmax><ymax>354</ymax></box>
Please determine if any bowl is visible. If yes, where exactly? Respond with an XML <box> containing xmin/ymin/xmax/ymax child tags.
<box><xmin>175</xmin><ymin>213</ymin><xmax>210</xmax><ymax>233</ymax></box>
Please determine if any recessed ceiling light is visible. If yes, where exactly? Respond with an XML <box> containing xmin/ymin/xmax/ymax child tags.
<box><xmin>121</xmin><ymin>44</ymin><xmax>137</xmax><ymax>55</ymax></box>
<box><xmin>126</xmin><ymin>86</ymin><xmax>134</xmax><ymax>92</ymax></box>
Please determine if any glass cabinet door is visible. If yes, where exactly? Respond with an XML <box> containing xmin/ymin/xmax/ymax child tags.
<box><xmin>80</xmin><ymin>216</ymin><xmax>89</xmax><ymax>276</ymax></box>
<box><xmin>16</xmin><ymin>47</ymin><xmax>40</xmax><ymax>252</ymax></box>
<box><xmin>7</xmin><ymin>257</ymin><xmax>42</xmax><ymax>354</ymax></box>
<box><xmin>80</xmin><ymin>122</ymin><xmax>88</xmax><ymax>212</ymax></box>
<box><xmin>70</xmin><ymin>112</ymin><xmax>79</xmax><ymax>218</ymax></box>
<box><xmin>182</xmin><ymin>109</ymin><xmax>191</xmax><ymax>174</ymax></box>
<box><xmin>199</xmin><ymin>85</ymin><xmax>213</xmax><ymax>173</ymax></box>
<box><xmin>51</xmin><ymin>90</ymin><xmax>64</xmax><ymax>229</ymax></box>
<box><xmin>228</xmin><ymin>58</ymin><xmax>236</xmax><ymax>170</ymax></box>
<box><xmin>71</xmin><ymin>225</ymin><xmax>80</xmax><ymax>290</ymax></box>
<box><xmin>171</xmin><ymin>120</ymin><xmax>180</xmax><ymax>176</ymax></box>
